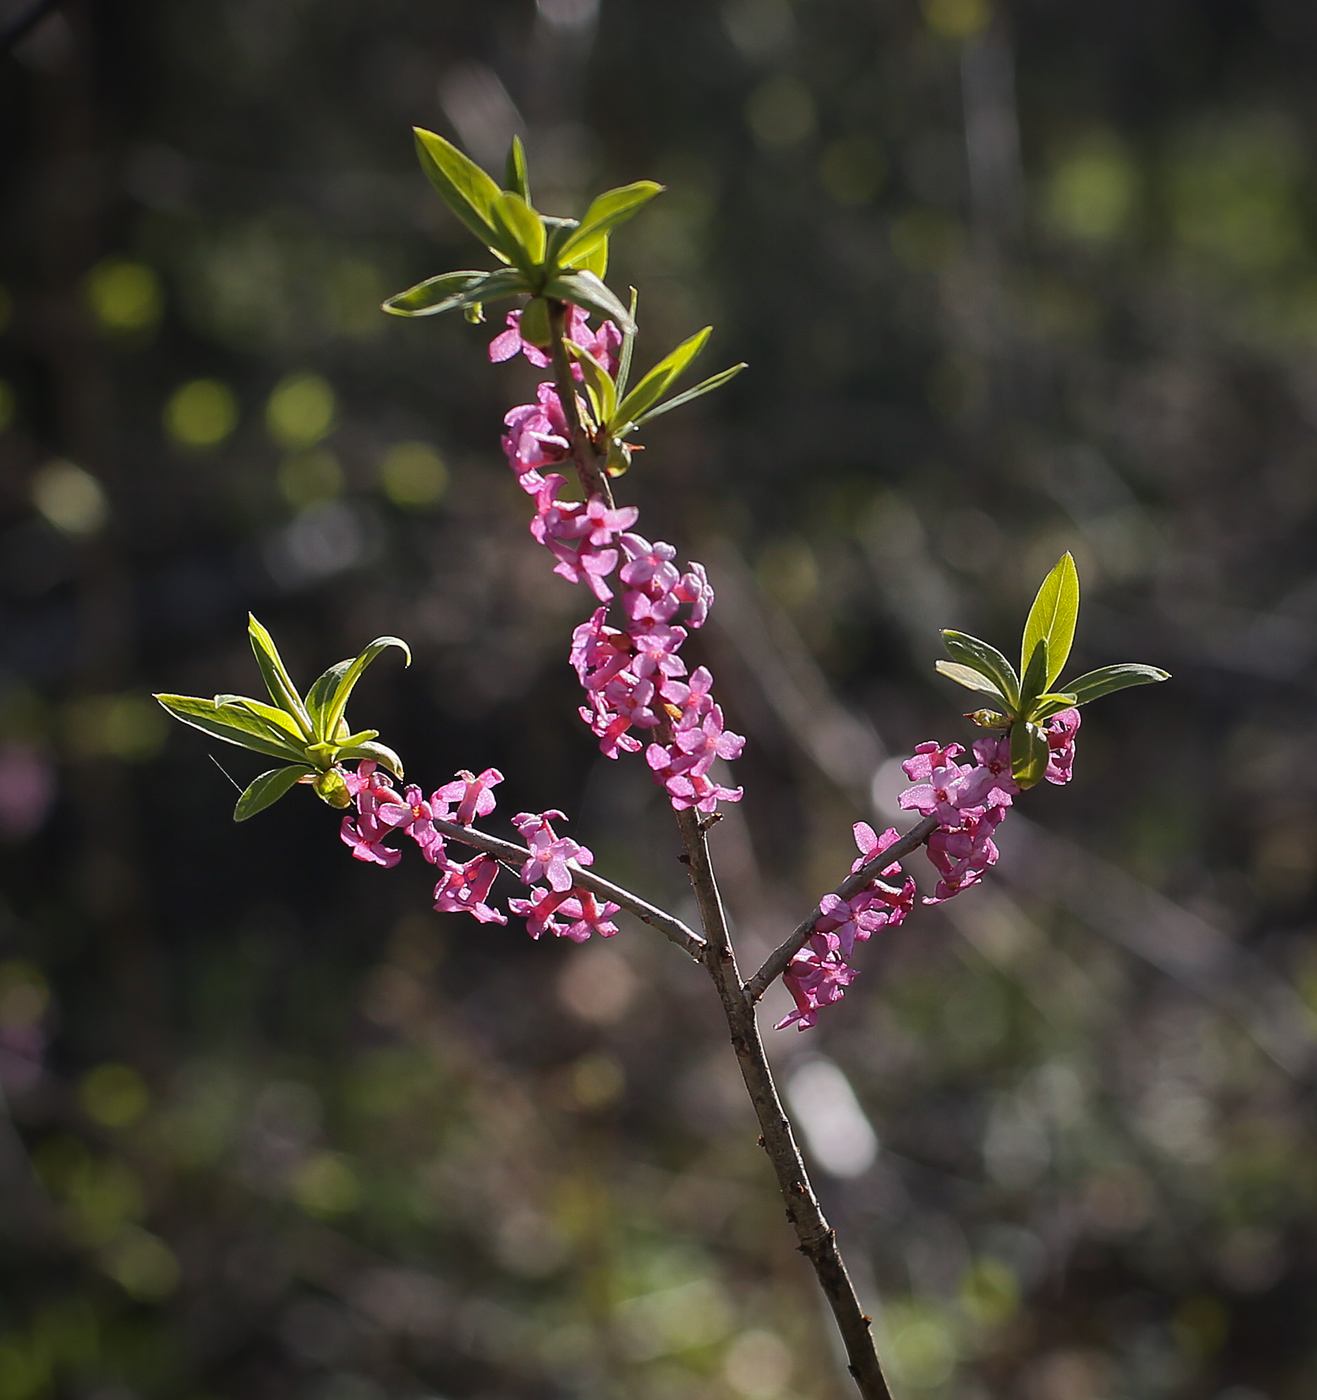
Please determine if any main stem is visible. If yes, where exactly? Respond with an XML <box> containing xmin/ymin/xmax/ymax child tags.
<box><xmin>674</xmin><ymin>808</ymin><xmax>895</xmax><ymax>1400</ymax></box>
<box><xmin>546</xmin><ymin>297</ymin><xmax>615</xmax><ymax>507</ymax></box>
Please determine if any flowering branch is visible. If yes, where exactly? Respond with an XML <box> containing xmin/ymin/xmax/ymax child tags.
<box><xmin>546</xmin><ymin>296</ymin><xmax>615</xmax><ymax>507</ymax></box>
<box><xmin>745</xmin><ymin>812</ymin><xmax>939</xmax><ymax>1002</ymax></box>
<box><xmin>429</xmin><ymin>814</ymin><xmax>705</xmax><ymax>959</ymax></box>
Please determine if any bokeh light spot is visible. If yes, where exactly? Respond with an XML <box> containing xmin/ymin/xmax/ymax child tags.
<box><xmin>745</xmin><ymin>75</ymin><xmax>816</xmax><ymax>151</ymax></box>
<box><xmin>266</xmin><ymin>371</ymin><xmax>335</xmax><ymax>449</ymax></box>
<box><xmin>379</xmin><ymin>441</ymin><xmax>448</xmax><ymax>509</ymax></box>
<box><xmin>164</xmin><ymin>378</ymin><xmax>238</xmax><ymax>448</ymax></box>
<box><xmin>279</xmin><ymin>448</ymin><xmax>344</xmax><ymax>508</ymax></box>
<box><xmin>86</xmin><ymin>258</ymin><xmax>163</xmax><ymax>334</ymax></box>
<box><xmin>31</xmin><ymin>460</ymin><xmax>108</xmax><ymax>536</ymax></box>
<box><xmin>80</xmin><ymin>1063</ymin><xmax>150</xmax><ymax>1129</ymax></box>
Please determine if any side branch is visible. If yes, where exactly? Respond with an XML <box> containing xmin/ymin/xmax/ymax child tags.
<box><xmin>432</xmin><ymin>816</ymin><xmax>705</xmax><ymax>959</ymax></box>
<box><xmin>674</xmin><ymin>809</ymin><xmax>894</xmax><ymax>1400</ymax></box>
<box><xmin>745</xmin><ymin>813</ymin><xmax>938</xmax><ymax>1001</ymax></box>
<box><xmin>546</xmin><ymin>298</ymin><xmax>615</xmax><ymax>507</ymax></box>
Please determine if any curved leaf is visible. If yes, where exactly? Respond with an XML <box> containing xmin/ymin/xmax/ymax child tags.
<box><xmin>247</xmin><ymin>615</ymin><xmax>312</xmax><ymax>734</ymax></box>
<box><xmin>557</xmin><ymin>181</ymin><xmax>663</xmax><ymax>266</ymax></box>
<box><xmin>1020</xmin><ymin>637</ymin><xmax>1050</xmax><ymax>718</ymax></box>
<box><xmin>322</xmin><ymin>636</ymin><xmax>412</xmax><ymax>743</ymax></box>
<box><xmin>490</xmin><ymin>192</ymin><xmax>546</xmax><ymax>276</ymax></box>
<box><xmin>941</xmin><ymin>631</ymin><xmax>1020</xmax><ymax>712</ymax></box>
<box><xmin>542</xmin><ymin>271</ymin><xmax>635</xmax><ymax>333</ymax></box>
<box><xmin>235</xmin><ymin>765</ymin><xmax>313</xmax><ymax>822</ymax></box>
<box><xmin>305</xmin><ymin>660</ymin><xmax>351</xmax><ymax>741</ymax></box>
<box><xmin>1021</xmin><ymin>552</ymin><xmax>1079</xmax><ymax>688</ymax></box>
<box><xmin>1030</xmin><ymin>692</ymin><xmax>1080</xmax><ymax>721</ymax></box>
<box><xmin>934</xmin><ymin>660</ymin><xmax>1009</xmax><ymax>704</ymax></box>
<box><xmin>1064</xmin><ymin>663</ymin><xmax>1170</xmax><ymax>706</ymax></box>
<box><xmin>154</xmin><ymin>694</ymin><xmax>309</xmax><ymax>764</ymax></box>
<box><xmin>336</xmin><ymin>740</ymin><xmax>405</xmax><ymax>780</ymax></box>
<box><xmin>615</xmin><ymin>327</ymin><xmax>711</xmax><ymax>426</ymax></box>
<box><xmin>413</xmin><ymin>127</ymin><xmax>507</xmax><ymax>254</ymax></box>
<box><xmin>383</xmin><ymin>268</ymin><xmax>526</xmax><ymax>318</ymax></box>
<box><xmin>504</xmin><ymin>135</ymin><xmax>530</xmax><ymax>203</ymax></box>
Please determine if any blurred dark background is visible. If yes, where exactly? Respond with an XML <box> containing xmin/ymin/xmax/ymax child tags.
<box><xmin>0</xmin><ymin>0</ymin><xmax>1314</xmax><ymax>1397</ymax></box>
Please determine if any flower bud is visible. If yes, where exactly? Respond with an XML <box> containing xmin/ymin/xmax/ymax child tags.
<box><xmin>519</xmin><ymin>296</ymin><xmax>552</xmax><ymax>349</ymax></box>
<box><xmin>314</xmin><ymin>769</ymin><xmax>352</xmax><ymax>808</ymax></box>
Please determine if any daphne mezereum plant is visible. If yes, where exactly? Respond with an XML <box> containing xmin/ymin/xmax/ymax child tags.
<box><xmin>154</xmin><ymin>130</ymin><xmax>1168</xmax><ymax>1400</ymax></box>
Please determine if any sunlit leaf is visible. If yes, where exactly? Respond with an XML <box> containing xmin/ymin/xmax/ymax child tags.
<box><xmin>247</xmin><ymin>615</ymin><xmax>312</xmax><ymax>734</ymax></box>
<box><xmin>336</xmin><ymin>739</ymin><xmax>405</xmax><ymax>779</ymax></box>
<box><xmin>154</xmin><ymin>694</ymin><xmax>309</xmax><ymax>764</ymax></box>
<box><xmin>382</xmin><ymin>268</ymin><xmax>526</xmax><ymax>318</ymax></box>
<box><xmin>572</xmin><ymin>342</ymin><xmax>618</xmax><ymax>425</ymax></box>
<box><xmin>322</xmin><ymin>637</ymin><xmax>412</xmax><ymax>744</ymax></box>
<box><xmin>631</xmin><ymin>363</ymin><xmax>747</xmax><ymax>424</ymax></box>
<box><xmin>1030</xmin><ymin>692</ymin><xmax>1080</xmax><ymax>720</ymax></box>
<box><xmin>1019</xmin><ymin>637</ymin><xmax>1050</xmax><ymax>717</ymax></box>
<box><xmin>490</xmin><ymin>192</ymin><xmax>546</xmax><ymax>276</ymax></box>
<box><xmin>504</xmin><ymin>135</ymin><xmax>530</xmax><ymax>203</ymax></box>
<box><xmin>1010</xmin><ymin>719</ymin><xmax>1050</xmax><ymax>788</ymax></box>
<box><xmin>615</xmin><ymin>327</ymin><xmax>711</xmax><ymax>425</ymax></box>
<box><xmin>234</xmin><ymin>765</ymin><xmax>312</xmax><ymax>822</ymax></box>
<box><xmin>1064</xmin><ymin>663</ymin><xmax>1170</xmax><ymax>706</ymax></box>
<box><xmin>1020</xmin><ymin>552</ymin><xmax>1079</xmax><ymax>688</ymax></box>
<box><xmin>305</xmin><ymin>661</ymin><xmax>351</xmax><ymax>741</ymax></box>
<box><xmin>934</xmin><ymin>660</ymin><xmax>1010</xmax><ymax>704</ymax></box>
<box><xmin>557</xmin><ymin>181</ymin><xmax>664</xmax><ymax>266</ymax></box>
<box><xmin>941</xmin><ymin>631</ymin><xmax>1020</xmax><ymax>712</ymax></box>
<box><xmin>413</xmin><ymin>127</ymin><xmax>508</xmax><ymax>255</ymax></box>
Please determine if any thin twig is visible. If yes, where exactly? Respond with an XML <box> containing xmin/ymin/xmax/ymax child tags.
<box><xmin>431</xmin><ymin>815</ymin><xmax>705</xmax><ymax>960</ymax></box>
<box><xmin>546</xmin><ymin>296</ymin><xmax>615</xmax><ymax>506</ymax></box>
<box><xmin>745</xmin><ymin>812</ymin><xmax>939</xmax><ymax>1001</ymax></box>
<box><xmin>674</xmin><ymin>807</ymin><xmax>895</xmax><ymax>1400</ymax></box>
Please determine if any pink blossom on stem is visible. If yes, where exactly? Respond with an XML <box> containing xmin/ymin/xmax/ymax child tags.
<box><xmin>923</xmin><ymin>806</ymin><xmax>1007</xmax><ymax>904</ymax></box>
<box><xmin>489</xmin><ymin>306</ymin><xmax>621</xmax><ymax>376</ymax></box>
<box><xmin>340</xmin><ymin>762</ymin><xmax>404</xmax><ymax>867</ymax></box>
<box><xmin>377</xmin><ymin>784</ymin><xmax>447</xmax><ymax>864</ymax></box>
<box><xmin>512</xmin><ymin>810</ymin><xmax>593</xmax><ymax>892</ymax></box>
<box><xmin>776</xmin><ymin>932</ymin><xmax>858</xmax><ymax>1031</ymax></box>
<box><xmin>673</xmin><ymin>562</ymin><xmax>714</xmax><ymax>628</ymax></box>
<box><xmin>509</xmin><ymin>885</ymin><xmax>621</xmax><ymax>942</ymax></box>
<box><xmin>433</xmin><ymin>854</ymin><xmax>507</xmax><ymax>925</ymax></box>
<box><xmin>619</xmin><ymin>533</ymin><xmax>681</xmax><ymax>594</ymax></box>
<box><xmin>434</xmin><ymin>768</ymin><xmax>503</xmax><ymax>826</ymax></box>
<box><xmin>1043</xmin><ymin>708</ymin><xmax>1080</xmax><ymax>785</ymax></box>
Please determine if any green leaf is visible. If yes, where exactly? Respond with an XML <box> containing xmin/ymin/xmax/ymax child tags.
<box><xmin>322</xmin><ymin>636</ymin><xmax>412</xmax><ymax>744</ymax></box>
<box><xmin>934</xmin><ymin>660</ymin><xmax>1009</xmax><ymax>704</ymax></box>
<box><xmin>413</xmin><ymin>127</ymin><xmax>507</xmax><ymax>254</ymax></box>
<box><xmin>940</xmin><ymin>631</ymin><xmax>1020</xmax><ymax>712</ymax></box>
<box><xmin>1063</xmin><ymin>663</ymin><xmax>1170</xmax><ymax>707</ymax></box>
<box><xmin>542</xmin><ymin>216</ymin><xmax>581</xmax><ymax>269</ymax></box>
<box><xmin>505</xmin><ymin>135</ymin><xmax>530</xmax><ymax>203</ymax></box>
<box><xmin>215</xmin><ymin>695</ymin><xmax>307</xmax><ymax>741</ymax></box>
<box><xmin>557</xmin><ymin>181</ymin><xmax>664</xmax><ymax>266</ymax></box>
<box><xmin>632</xmin><ymin>363</ymin><xmax>748</xmax><ymax>425</ymax></box>
<box><xmin>614</xmin><ymin>327</ymin><xmax>711</xmax><ymax>426</ymax></box>
<box><xmin>1030</xmin><ymin>692</ymin><xmax>1080</xmax><ymax>721</ymax></box>
<box><xmin>1010</xmin><ymin>720</ymin><xmax>1050</xmax><ymax>789</ymax></box>
<box><xmin>1020</xmin><ymin>637</ymin><xmax>1050</xmax><ymax>718</ymax></box>
<box><xmin>154</xmin><ymin>694</ymin><xmax>310</xmax><ymax>764</ymax></box>
<box><xmin>382</xmin><ymin>267</ymin><xmax>527</xmax><ymax>318</ymax></box>
<box><xmin>579</xmin><ymin>238</ymin><xmax>609</xmax><ymax>280</ymax></box>
<box><xmin>490</xmin><ymin>192</ymin><xmax>547</xmax><ymax>277</ymax></box>
<box><xmin>571</xmin><ymin>342</ymin><xmax>618</xmax><ymax>425</ymax></box>
<box><xmin>305</xmin><ymin>660</ymin><xmax>351</xmax><ymax>740</ymax></box>
<box><xmin>616</xmin><ymin>288</ymin><xmax>639</xmax><ymax>396</ymax></box>
<box><xmin>247</xmin><ymin>615</ymin><xmax>312</xmax><ymax>734</ymax></box>
<box><xmin>235</xmin><ymin>765</ymin><xmax>313</xmax><ymax>822</ymax></box>
<box><xmin>543</xmin><ymin>271</ymin><xmax>635</xmax><ymax>332</ymax></box>
<box><xmin>1020</xmin><ymin>552</ymin><xmax>1080</xmax><ymax>689</ymax></box>
<box><xmin>336</xmin><ymin>739</ymin><xmax>405</xmax><ymax>780</ymax></box>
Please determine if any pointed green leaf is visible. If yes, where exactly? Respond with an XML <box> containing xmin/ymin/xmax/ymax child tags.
<box><xmin>322</xmin><ymin>637</ymin><xmax>412</xmax><ymax>744</ymax></box>
<box><xmin>940</xmin><ymin>631</ymin><xmax>1020</xmax><ymax>712</ymax></box>
<box><xmin>1064</xmin><ymin>663</ymin><xmax>1170</xmax><ymax>707</ymax></box>
<box><xmin>247</xmin><ymin>615</ymin><xmax>312</xmax><ymax>734</ymax></box>
<box><xmin>336</xmin><ymin>740</ymin><xmax>404</xmax><ymax>780</ymax></box>
<box><xmin>154</xmin><ymin>694</ymin><xmax>310</xmax><ymax>763</ymax></box>
<box><xmin>579</xmin><ymin>238</ymin><xmax>609</xmax><ymax>280</ymax></box>
<box><xmin>557</xmin><ymin>181</ymin><xmax>664</xmax><ymax>266</ymax></box>
<box><xmin>632</xmin><ymin>363</ymin><xmax>748</xmax><ymax>425</ymax></box>
<box><xmin>934</xmin><ymin>660</ymin><xmax>1009</xmax><ymax>704</ymax></box>
<box><xmin>571</xmin><ymin>342</ymin><xmax>618</xmax><ymax>425</ymax></box>
<box><xmin>305</xmin><ymin>660</ymin><xmax>351</xmax><ymax>740</ymax></box>
<box><xmin>543</xmin><ymin>271</ymin><xmax>635</xmax><ymax>333</ymax></box>
<box><xmin>505</xmin><ymin>135</ymin><xmax>530</xmax><ymax>203</ymax></box>
<box><xmin>235</xmin><ymin>765</ymin><xmax>313</xmax><ymax>822</ymax></box>
<box><xmin>614</xmin><ymin>327</ymin><xmax>711</xmax><ymax>426</ymax></box>
<box><xmin>1021</xmin><ymin>552</ymin><xmax>1080</xmax><ymax>688</ymax></box>
<box><xmin>542</xmin><ymin>216</ymin><xmax>581</xmax><ymax>269</ymax></box>
<box><xmin>413</xmin><ymin>127</ymin><xmax>507</xmax><ymax>254</ymax></box>
<box><xmin>1030</xmin><ymin>692</ymin><xmax>1080</xmax><ymax>721</ymax></box>
<box><xmin>1020</xmin><ymin>637</ymin><xmax>1050</xmax><ymax>718</ymax></box>
<box><xmin>383</xmin><ymin>267</ymin><xmax>527</xmax><ymax>318</ymax></box>
<box><xmin>215</xmin><ymin>695</ymin><xmax>307</xmax><ymax>741</ymax></box>
<box><xmin>1010</xmin><ymin>719</ymin><xmax>1050</xmax><ymax>789</ymax></box>
<box><xmin>490</xmin><ymin>192</ymin><xmax>547</xmax><ymax>277</ymax></box>
<box><xmin>616</xmin><ymin>288</ymin><xmax>639</xmax><ymax>396</ymax></box>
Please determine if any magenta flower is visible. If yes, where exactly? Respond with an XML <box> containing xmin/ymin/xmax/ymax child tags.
<box><xmin>673</xmin><ymin>562</ymin><xmax>714</xmax><ymax>628</ymax></box>
<box><xmin>619</xmin><ymin>533</ymin><xmax>682</xmax><ymax>594</ymax></box>
<box><xmin>901</xmin><ymin>741</ymin><xmax>966</xmax><ymax>784</ymax></box>
<box><xmin>489</xmin><ymin>306</ymin><xmax>621</xmax><ymax>375</ymax></box>
<box><xmin>377</xmin><ymin>784</ymin><xmax>447</xmax><ymax>864</ymax></box>
<box><xmin>510</xmin><ymin>885</ymin><xmax>621</xmax><ymax>942</ymax></box>
<box><xmin>776</xmin><ymin>932</ymin><xmax>858</xmax><ymax>1031</ymax></box>
<box><xmin>512</xmin><ymin>810</ymin><xmax>593</xmax><ymax>892</ymax></box>
<box><xmin>434</xmin><ymin>768</ymin><xmax>503</xmax><ymax>826</ymax></box>
<box><xmin>1043</xmin><ymin>707</ymin><xmax>1080</xmax><ymax>785</ymax></box>
<box><xmin>433</xmin><ymin>854</ymin><xmax>507</xmax><ymax>924</ymax></box>
<box><xmin>923</xmin><ymin>806</ymin><xmax>1006</xmax><ymax>904</ymax></box>
<box><xmin>897</xmin><ymin>749</ymin><xmax>975</xmax><ymax>824</ymax></box>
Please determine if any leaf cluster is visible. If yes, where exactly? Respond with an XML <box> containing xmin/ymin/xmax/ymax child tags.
<box><xmin>383</xmin><ymin>131</ymin><xmax>657</xmax><ymax>333</ymax></box>
<box><xmin>154</xmin><ymin>617</ymin><xmax>408</xmax><ymax>821</ymax></box>
<box><xmin>935</xmin><ymin>554</ymin><xmax>1169</xmax><ymax>788</ymax></box>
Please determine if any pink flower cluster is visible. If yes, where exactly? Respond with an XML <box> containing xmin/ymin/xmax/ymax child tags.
<box><xmin>777</xmin><ymin>824</ymin><xmax>917</xmax><ymax>1031</ymax></box>
<box><xmin>897</xmin><ymin>709</ymin><xmax>1079</xmax><ymax>903</ymax></box>
<box><xmin>777</xmin><ymin>709</ymin><xmax>1080</xmax><ymax>1032</ymax></box>
<box><xmin>339</xmin><ymin>762</ymin><xmax>618</xmax><ymax>941</ymax></box>
<box><xmin>496</xmin><ymin>304</ymin><xmax>744</xmax><ymax>815</ymax></box>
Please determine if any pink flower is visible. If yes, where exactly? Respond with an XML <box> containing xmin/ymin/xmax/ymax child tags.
<box><xmin>1043</xmin><ymin>708</ymin><xmax>1080</xmax><ymax>785</ymax></box>
<box><xmin>434</xmin><ymin>768</ymin><xmax>503</xmax><ymax>826</ymax></box>
<box><xmin>619</xmin><ymin>534</ymin><xmax>682</xmax><ymax>594</ymax></box>
<box><xmin>673</xmin><ymin>562</ymin><xmax>714</xmax><ymax>628</ymax></box>
<box><xmin>433</xmin><ymin>854</ymin><xmax>507</xmax><ymax>924</ymax></box>
<box><xmin>776</xmin><ymin>932</ymin><xmax>858</xmax><ymax>1031</ymax></box>
<box><xmin>923</xmin><ymin>806</ymin><xmax>1006</xmax><ymax>904</ymax></box>
<box><xmin>509</xmin><ymin>885</ymin><xmax>620</xmax><ymax>942</ymax></box>
<box><xmin>512</xmin><ymin>810</ymin><xmax>593</xmax><ymax>892</ymax></box>
<box><xmin>501</xmin><ymin>389</ymin><xmax>571</xmax><ymax>492</ymax></box>
<box><xmin>340</xmin><ymin>762</ymin><xmax>404</xmax><ymax>866</ymax></box>
<box><xmin>902</xmin><ymin>741</ymin><xmax>965</xmax><ymax>784</ymax></box>
<box><xmin>954</xmin><ymin>735</ymin><xmax>1019</xmax><ymax>812</ymax></box>
<box><xmin>851</xmin><ymin>822</ymin><xmax>904</xmax><ymax>875</ymax></box>
<box><xmin>897</xmin><ymin>748</ymin><xmax>975</xmax><ymax>824</ymax></box>
<box><xmin>377</xmin><ymin>784</ymin><xmax>447</xmax><ymax>863</ymax></box>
